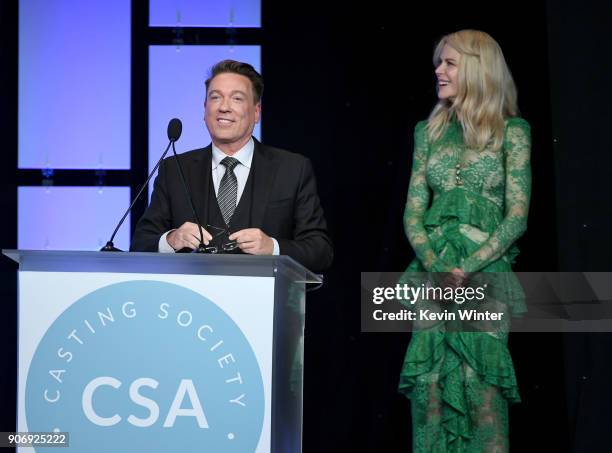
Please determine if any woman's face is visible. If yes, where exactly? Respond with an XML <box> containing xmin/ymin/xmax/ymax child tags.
<box><xmin>435</xmin><ymin>44</ymin><xmax>461</xmax><ymax>100</ymax></box>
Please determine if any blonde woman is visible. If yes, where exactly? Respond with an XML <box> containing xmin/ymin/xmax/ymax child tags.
<box><xmin>399</xmin><ymin>30</ymin><xmax>531</xmax><ymax>452</ymax></box>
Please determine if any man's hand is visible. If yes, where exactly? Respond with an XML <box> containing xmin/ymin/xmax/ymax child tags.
<box><xmin>229</xmin><ymin>228</ymin><xmax>274</xmax><ymax>255</ymax></box>
<box><xmin>166</xmin><ymin>222</ymin><xmax>213</xmax><ymax>251</ymax></box>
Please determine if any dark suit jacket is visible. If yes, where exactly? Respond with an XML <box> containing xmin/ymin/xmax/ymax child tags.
<box><xmin>130</xmin><ymin>139</ymin><xmax>333</xmax><ymax>272</ymax></box>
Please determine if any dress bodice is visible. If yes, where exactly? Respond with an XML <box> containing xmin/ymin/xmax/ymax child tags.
<box><xmin>403</xmin><ymin>117</ymin><xmax>532</xmax><ymax>274</ymax></box>
<box><xmin>426</xmin><ymin>120</ymin><xmax>509</xmax><ymax>209</ymax></box>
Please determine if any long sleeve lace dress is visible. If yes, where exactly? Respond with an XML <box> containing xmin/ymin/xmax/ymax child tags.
<box><xmin>398</xmin><ymin>118</ymin><xmax>531</xmax><ymax>452</ymax></box>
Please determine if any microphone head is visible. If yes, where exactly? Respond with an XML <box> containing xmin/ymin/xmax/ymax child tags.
<box><xmin>167</xmin><ymin>118</ymin><xmax>182</xmax><ymax>142</ymax></box>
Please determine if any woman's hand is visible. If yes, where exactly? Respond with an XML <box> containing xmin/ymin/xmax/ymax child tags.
<box><xmin>446</xmin><ymin>267</ymin><xmax>466</xmax><ymax>288</ymax></box>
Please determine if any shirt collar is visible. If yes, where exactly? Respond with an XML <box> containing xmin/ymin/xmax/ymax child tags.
<box><xmin>211</xmin><ymin>138</ymin><xmax>254</xmax><ymax>170</ymax></box>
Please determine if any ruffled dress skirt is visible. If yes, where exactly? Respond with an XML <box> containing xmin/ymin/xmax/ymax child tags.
<box><xmin>399</xmin><ymin>188</ymin><xmax>525</xmax><ymax>453</ymax></box>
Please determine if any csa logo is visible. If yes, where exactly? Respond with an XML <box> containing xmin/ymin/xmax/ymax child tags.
<box><xmin>25</xmin><ymin>280</ymin><xmax>265</xmax><ymax>452</ymax></box>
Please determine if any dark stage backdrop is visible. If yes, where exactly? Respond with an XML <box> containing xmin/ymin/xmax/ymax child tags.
<box><xmin>351</xmin><ymin>1</ymin><xmax>612</xmax><ymax>452</ymax></box>
<box><xmin>548</xmin><ymin>2</ymin><xmax>612</xmax><ymax>453</ymax></box>
<box><xmin>0</xmin><ymin>1</ymin><xmax>19</xmax><ymax>448</ymax></box>
<box><xmin>1</xmin><ymin>1</ymin><xmax>612</xmax><ymax>452</ymax></box>
<box><xmin>352</xmin><ymin>2</ymin><xmax>566</xmax><ymax>451</ymax></box>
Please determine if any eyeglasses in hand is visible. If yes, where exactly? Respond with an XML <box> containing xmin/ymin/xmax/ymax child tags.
<box><xmin>201</xmin><ymin>224</ymin><xmax>239</xmax><ymax>254</ymax></box>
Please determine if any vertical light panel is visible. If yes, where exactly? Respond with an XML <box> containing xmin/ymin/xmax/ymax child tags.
<box><xmin>18</xmin><ymin>187</ymin><xmax>131</xmax><ymax>251</ymax></box>
<box><xmin>19</xmin><ymin>0</ymin><xmax>131</xmax><ymax>169</ymax></box>
<box><xmin>150</xmin><ymin>0</ymin><xmax>260</xmax><ymax>27</ymax></box>
<box><xmin>148</xmin><ymin>45</ymin><xmax>260</xmax><ymax>197</ymax></box>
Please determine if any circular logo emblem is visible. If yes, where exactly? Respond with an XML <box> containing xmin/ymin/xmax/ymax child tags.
<box><xmin>26</xmin><ymin>280</ymin><xmax>265</xmax><ymax>452</ymax></box>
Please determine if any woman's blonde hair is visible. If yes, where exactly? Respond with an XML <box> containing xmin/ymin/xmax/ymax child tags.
<box><xmin>427</xmin><ymin>29</ymin><xmax>518</xmax><ymax>150</ymax></box>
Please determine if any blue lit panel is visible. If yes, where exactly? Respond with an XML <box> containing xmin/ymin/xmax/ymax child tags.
<box><xmin>148</xmin><ymin>45</ymin><xmax>260</xmax><ymax>198</ymax></box>
<box><xmin>18</xmin><ymin>0</ymin><xmax>131</xmax><ymax>169</ymax></box>
<box><xmin>150</xmin><ymin>0</ymin><xmax>260</xmax><ymax>27</ymax></box>
<box><xmin>18</xmin><ymin>187</ymin><xmax>131</xmax><ymax>251</ymax></box>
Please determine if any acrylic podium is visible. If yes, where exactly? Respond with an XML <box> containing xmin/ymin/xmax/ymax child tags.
<box><xmin>4</xmin><ymin>250</ymin><xmax>321</xmax><ymax>453</ymax></box>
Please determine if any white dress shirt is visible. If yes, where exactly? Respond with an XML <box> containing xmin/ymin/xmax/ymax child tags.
<box><xmin>210</xmin><ymin>139</ymin><xmax>254</xmax><ymax>201</ymax></box>
<box><xmin>158</xmin><ymin>138</ymin><xmax>279</xmax><ymax>254</ymax></box>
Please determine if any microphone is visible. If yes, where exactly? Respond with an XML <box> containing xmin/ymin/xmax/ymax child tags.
<box><xmin>100</xmin><ymin>118</ymin><xmax>183</xmax><ymax>252</ymax></box>
<box><xmin>167</xmin><ymin>117</ymin><xmax>182</xmax><ymax>142</ymax></box>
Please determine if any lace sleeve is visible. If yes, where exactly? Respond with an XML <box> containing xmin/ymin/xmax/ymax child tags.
<box><xmin>404</xmin><ymin>121</ymin><xmax>451</xmax><ymax>272</ymax></box>
<box><xmin>462</xmin><ymin>118</ymin><xmax>532</xmax><ymax>273</ymax></box>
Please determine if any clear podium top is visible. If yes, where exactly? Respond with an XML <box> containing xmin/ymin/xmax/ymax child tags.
<box><xmin>2</xmin><ymin>249</ymin><xmax>323</xmax><ymax>284</ymax></box>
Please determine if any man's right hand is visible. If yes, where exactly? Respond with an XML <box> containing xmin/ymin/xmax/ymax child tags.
<box><xmin>166</xmin><ymin>222</ymin><xmax>213</xmax><ymax>251</ymax></box>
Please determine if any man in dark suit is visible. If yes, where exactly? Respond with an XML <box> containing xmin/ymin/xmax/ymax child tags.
<box><xmin>131</xmin><ymin>60</ymin><xmax>333</xmax><ymax>272</ymax></box>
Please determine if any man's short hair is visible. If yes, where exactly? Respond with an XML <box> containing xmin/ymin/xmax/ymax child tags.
<box><xmin>205</xmin><ymin>60</ymin><xmax>264</xmax><ymax>104</ymax></box>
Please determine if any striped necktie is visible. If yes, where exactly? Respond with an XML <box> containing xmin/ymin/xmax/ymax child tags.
<box><xmin>217</xmin><ymin>156</ymin><xmax>239</xmax><ymax>225</ymax></box>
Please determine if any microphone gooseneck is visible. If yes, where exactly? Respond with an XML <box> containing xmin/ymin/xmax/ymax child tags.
<box><xmin>170</xmin><ymin>141</ymin><xmax>208</xmax><ymax>253</ymax></box>
<box><xmin>101</xmin><ymin>118</ymin><xmax>183</xmax><ymax>252</ymax></box>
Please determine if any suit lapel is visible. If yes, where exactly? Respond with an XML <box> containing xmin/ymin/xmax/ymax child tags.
<box><xmin>251</xmin><ymin>139</ymin><xmax>279</xmax><ymax>228</ymax></box>
<box><xmin>186</xmin><ymin>145</ymin><xmax>212</xmax><ymax>227</ymax></box>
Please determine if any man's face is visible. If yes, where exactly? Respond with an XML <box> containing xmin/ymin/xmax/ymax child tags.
<box><xmin>204</xmin><ymin>73</ymin><xmax>261</xmax><ymax>153</ymax></box>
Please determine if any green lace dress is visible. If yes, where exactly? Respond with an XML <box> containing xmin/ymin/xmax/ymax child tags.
<box><xmin>398</xmin><ymin>118</ymin><xmax>531</xmax><ymax>452</ymax></box>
